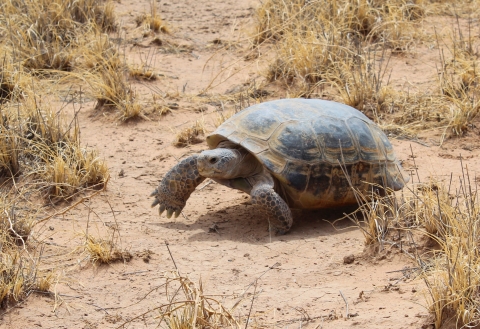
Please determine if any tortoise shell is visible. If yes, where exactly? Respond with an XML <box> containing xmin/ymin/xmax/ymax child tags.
<box><xmin>206</xmin><ymin>99</ymin><xmax>409</xmax><ymax>209</ymax></box>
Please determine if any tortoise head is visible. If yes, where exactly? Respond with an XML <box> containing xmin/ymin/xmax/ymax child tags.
<box><xmin>197</xmin><ymin>148</ymin><xmax>243</xmax><ymax>179</ymax></box>
<box><xmin>197</xmin><ymin>147</ymin><xmax>262</xmax><ymax>179</ymax></box>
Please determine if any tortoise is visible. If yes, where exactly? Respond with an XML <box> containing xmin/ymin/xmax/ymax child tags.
<box><xmin>151</xmin><ymin>98</ymin><xmax>409</xmax><ymax>234</ymax></box>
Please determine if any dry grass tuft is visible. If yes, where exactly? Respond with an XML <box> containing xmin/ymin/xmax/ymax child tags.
<box><xmin>435</xmin><ymin>19</ymin><xmax>480</xmax><ymax>140</ymax></box>
<box><xmin>1</xmin><ymin>90</ymin><xmax>110</xmax><ymax>199</ymax></box>
<box><xmin>213</xmin><ymin>107</ymin><xmax>239</xmax><ymax>128</ymax></box>
<box><xmin>121</xmin><ymin>272</ymin><xmax>241</xmax><ymax>329</ymax></box>
<box><xmin>70</xmin><ymin>35</ymin><xmax>145</xmax><ymax>121</ymax></box>
<box><xmin>0</xmin><ymin>60</ymin><xmax>27</xmax><ymax>104</ymax></box>
<box><xmin>0</xmin><ymin>247</ymin><xmax>53</xmax><ymax>307</ymax></box>
<box><xmin>85</xmin><ymin>235</ymin><xmax>132</xmax><ymax>265</ymax></box>
<box><xmin>129</xmin><ymin>66</ymin><xmax>158</xmax><ymax>81</ymax></box>
<box><xmin>79</xmin><ymin>57</ymin><xmax>142</xmax><ymax>121</ymax></box>
<box><xmin>255</xmin><ymin>0</ymin><xmax>425</xmax><ymax>46</ymax></box>
<box><xmin>41</xmin><ymin>145</ymin><xmax>110</xmax><ymax>199</ymax></box>
<box><xmin>255</xmin><ymin>0</ymin><xmax>423</xmax><ymax>82</ymax></box>
<box><xmin>92</xmin><ymin>70</ymin><xmax>141</xmax><ymax>121</ymax></box>
<box><xmin>82</xmin><ymin>209</ymin><xmax>131</xmax><ymax>265</ymax></box>
<box><xmin>136</xmin><ymin>1</ymin><xmax>170</xmax><ymax>34</ymax></box>
<box><xmin>253</xmin><ymin>0</ymin><xmax>426</xmax><ymax>105</ymax></box>
<box><xmin>429</xmin><ymin>0</ymin><xmax>480</xmax><ymax>17</ymax></box>
<box><xmin>149</xmin><ymin>95</ymin><xmax>177</xmax><ymax>116</ymax></box>
<box><xmin>0</xmin><ymin>83</ymin><xmax>110</xmax><ymax>199</ymax></box>
<box><xmin>347</xmin><ymin>190</ymin><xmax>400</xmax><ymax>249</ymax></box>
<box><xmin>157</xmin><ymin>273</ymin><xmax>240</xmax><ymax>329</ymax></box>
<box><xmin>0</xmin><ymin>188</ymin><xmax>55</xmax><ymax>307</ymax></box>
<box><xmin>328</xmin><ymin>48</ymin><xmax>394</xmax><ymax>118</ymax></box>
<box><xmin>0</xmin><ymin>128</ymin><xmax>21</xmax><ymax>178</ymax></box>
<box><xmin>0</xmin><ymin>0</ymin><xmax>116</xmax><ymax>72</ymax></box>
<box><xmin>349</xmin><ymin>168</ymin><xmax>480</xmax><ymax>328</ymax></box>
<box><xmin>0</xmin><ymin>0</ymin><xmax>147</xmax><ymax>121</ymax></box>
<box><xmin>173</xmin><ymin>121</ymin><xmax>206</xmax><ymax>147</ymax></box>
<box><xmin>416</xmin><ymin>176</ymin><xmax>480</xmax><ymax>328</ymax></box>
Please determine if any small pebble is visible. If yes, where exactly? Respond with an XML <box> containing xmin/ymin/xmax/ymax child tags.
<box><xmin>343</xmin><ymin>254</ymin><xmax>355</xmax><ymax>264</ymax></box>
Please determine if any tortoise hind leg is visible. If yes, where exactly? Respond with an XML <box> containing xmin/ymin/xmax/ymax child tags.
<box><xmin>251</xmin><ymin>186</ymin><xmax>293</xmax><ymax>235</ymax></box>
<box><xmin>151</xmin><ymin>155</ymin><xmax>205</xmax><ymax>218</ymax></box>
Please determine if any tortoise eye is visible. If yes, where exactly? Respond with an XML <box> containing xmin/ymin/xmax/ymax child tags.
<box><xmin>209</xmin><ymin>157</ymin><xmax>218</xmax><ymax>164</ymax></box>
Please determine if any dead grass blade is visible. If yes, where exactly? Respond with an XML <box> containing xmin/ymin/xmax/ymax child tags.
<box><xmin>119</xmin><ymin>272</ymin><xmax>241</xmax><ymax>329</ymax></box>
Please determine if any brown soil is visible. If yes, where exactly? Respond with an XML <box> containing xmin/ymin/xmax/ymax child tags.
<box><xmin>2</xmin><ymin>1</ymin><xmax>480</xmax><ymax>329</ymax></box>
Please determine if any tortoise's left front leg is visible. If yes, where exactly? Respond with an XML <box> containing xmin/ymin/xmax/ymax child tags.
<box><xmin>151</xmin><ymin>155</ymin><xmax>205</xmax><ymax>218</ymax></box>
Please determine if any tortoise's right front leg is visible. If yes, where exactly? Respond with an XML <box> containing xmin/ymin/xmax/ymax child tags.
<box><xmin>151</xmin><ymin>155</ymin><xmax>205</xmax><ymax>218</ymax></box>
<box><xmin>251</xmin><ymin>186</ymin><xmax>293</xmax><ymax>235</ymax></box>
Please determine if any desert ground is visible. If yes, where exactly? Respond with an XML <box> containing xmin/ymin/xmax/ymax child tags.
<box><xmin>1</xmin><ymin>0</ymin><xmax>480</xmax><ymax>329</ymax></box>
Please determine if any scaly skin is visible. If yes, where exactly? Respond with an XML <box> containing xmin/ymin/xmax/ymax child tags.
<box><xmin>251</xmin><ymin>185</ymin><xmax>292</xmax><ymax>235</ymax></box>
<box><xmin>151</xmin><ymin>155</ymin><xmax>205</xmax><ymax>218</ymax></box>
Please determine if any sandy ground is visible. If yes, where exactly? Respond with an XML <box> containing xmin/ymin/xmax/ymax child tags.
<box><xmin>1</xmin><ymin>1</ymin><xmax>480</xmax><ymax>328</ymax></box>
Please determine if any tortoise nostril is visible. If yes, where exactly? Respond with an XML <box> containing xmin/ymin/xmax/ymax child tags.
<box><xmin>209</xmin><ymin>157</ymin><xmax>218</xmax><ymax>164</ymax></box>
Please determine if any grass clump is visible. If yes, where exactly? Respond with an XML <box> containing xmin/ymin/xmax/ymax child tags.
<box><xmin>135</xmin><ymin>1</ymin><xmax>170</xmax><ymax>34</ymax></box>
<box><xmin>88</xmin><ymin>66</ymin><xmax>142</xmax><ymax>121</ymax></box>
<box><xmin>129</xmin><ymin>66</ymin><xmax>158</xmax><ymax>81</ymax></box>
<box><xmin>255</xmin><ymin>0</ymin><xmax>425</xmax><ymax>44</ymax></box>
<box><xmin>158</xmin><ymin>273</ymin><xmax>240</xmax><ymax>329</ymax></box>
<box><xmin>121</xmin><ymin>272</ymin><xmax>241</xmax><ymax>329</ymax></box>
<box><xmin>40</xmin><ymin>145</ymin><xmax>109</xmax><ymax>199</ymax></box>
<box><xmin>414</xmin><ymin>177</ymin><xmax>480</xmax><ymax>328</ymax></box>
<box><xmin>435</xmin><ymin>19</ymin><xmax>480</xmax><ymax>140</ymax></box>
<box><xmin>0</xmin><ymin>128</ymin><xmax>21</xmax><ymax>178</ymax></box>
<box><xmin>349</xmin><ymin>169</ymin><xmax>480</xmax><ymax>328</ymax></box>
<box><xmin>0</xmin><ymin>60</ymin><xmax>27</xmax><ymax>103</ymax></box>
<box><xmin>173</xmin><ymin>121</ymin><xmax>206</xmax><ymax>147</ymax></box>
<box><xmin>0</xmin><ymin>247</ymin><xmax>54</xmax><ymax>308</ymax></box>
<box><xmin>254</xmin><ymin>0</ymin><xmax>425</xmax><ymax>103</ymax></box>
<box><xmin>0</xmin><ymin>0</ymin><xmax>116</xmax><ymax>72</ymax></box>
<box><xmin>85</xmin><ymin>235</ymin><xmax>132</xmax><ymax>265</ymax></box>
<box><xmin>73</xmin><ymin>36</ymin><xmax>144</xmax><ymax>121</ymax></box>
<box><xmin>0</xmin><ymin>0</ymin><xmax>145</xmax><ymax>121</ymax></box>
<box><xmin>0</xmin><ymin>189</ymin><xmax>54</xmax><ymax>308</ymax></box>
<box><xmin>0</xmin><ymin>90</ymin><xmax>110</xmax><ymax>199</ymax></box>
<box><xmin>82</xmin><ymin>205</ymin><xmax>131</xmax><ymax>266</ymax></box>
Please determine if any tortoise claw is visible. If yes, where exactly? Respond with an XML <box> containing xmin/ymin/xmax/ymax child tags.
<box><xmin>166</xmin><ymin>209</ymin><xmax>174</xmax><ymax>218</ymax></box>
<box><xmin>174</xmin><ymin>210</ymin><xmax>181</xmax><ymax>218</ymax></box>
<box><xmin>150</xmin><ymin>188</ymin><xmax>158</xmax><ymax>197</ymax></box>
<box><xmin>159</xmin><ymin>204</ymin><xmax>166</xmax><ymax>216</ymax></box>
<box><xmin>151</xmin><ymin>198</ymin><xmax>160</xmax><ymax>207</ymax></box>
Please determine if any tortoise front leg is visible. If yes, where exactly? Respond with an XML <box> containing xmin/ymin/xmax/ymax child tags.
<box><xmin>151</xmin><ymin>155</ymin><xmax>205</xmax><ymax>218</ymax></box>
<box><xmin>251</xmin><ymin>185</ymin><xmax>293</xmax><ymax>235</ymax></box>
